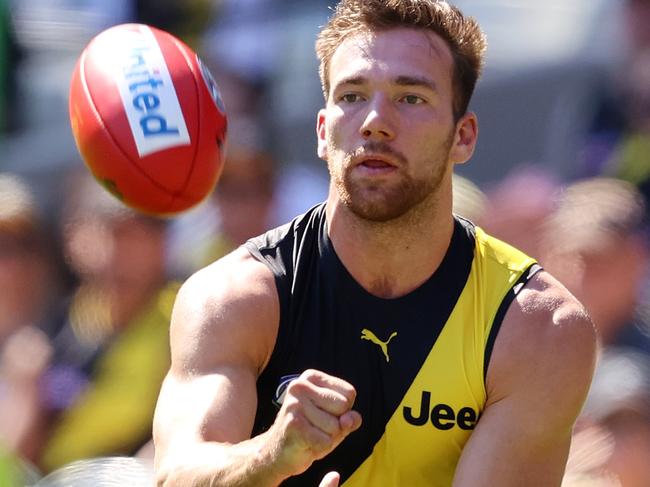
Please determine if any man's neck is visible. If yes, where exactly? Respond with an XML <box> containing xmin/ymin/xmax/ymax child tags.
<box><xmin>325</xmin><ymin>192</ymin><xmax>455</xmax><ymax>299</ymax></box>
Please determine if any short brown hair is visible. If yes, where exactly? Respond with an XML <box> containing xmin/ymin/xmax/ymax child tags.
<box><xmin>315</xmin><ymin>0</ymin><xmax>487</xmax><ymax>120</ymax></box>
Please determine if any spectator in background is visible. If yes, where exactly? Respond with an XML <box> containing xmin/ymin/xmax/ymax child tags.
<box><xmin>198</xmin><ymin>0</ymin><xmax>331</xmax><ymax>222</ymax></box>
<box><xmin>167</xmin><ymin>120</ymin><xmax>282</xmax><ymax>278</ymax></box>
<box><xmin>580</xmin><ymin>0</ymin><xmax>650</xmax><ymax>204</ymax></box>
<box><xmin>34</xmin><ymin>171</ymin><xmax>177</xmax><ymax>473</ymax></box>
<box><xmin>559</xmin><ymin>201</ymin><xmax>650</xmax><ymax>487</ymax></box>
<box><xmin>210</xmin><ymin>143</ymin><xmax>278</xmax><ymax>252</ymax></box>
<box><xmin>564</xmin><ymin>347</ymin><xmax>650</xmax><ymax>487</ymax></box>
<box><xmin>538</xmin><ymin>178</ymin><xmax>649</xmax><ymax>348</ymax></box>
<box><xmin>0</xmin><ymin>173</ymin><xmax>57</xmax><ymax>361</ymax></box>
<box><xmin>562</xmin><ymin>426</ymin><xmax>620</xmax><ymax>487</ymax></box>
<box><xmin>477</xmin><ymin>165</ymin><xmax>560</xmax><ymax>260</ymax></box>
<box><xmin>0</xmin><ymin>173</ymin><xmax>59</xmax><ymax>469</ymax></box>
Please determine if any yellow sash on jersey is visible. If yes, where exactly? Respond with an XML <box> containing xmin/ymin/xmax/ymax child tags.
<box><xmin>344</xmin><ymin>227</ymin><xmax>536</xmax><ymax>486</ymax></box>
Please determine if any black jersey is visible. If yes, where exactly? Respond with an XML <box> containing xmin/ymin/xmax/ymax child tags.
<box><xmin>244</xmin><ymin>203</ymin><xmax>538</xmax><ymax>486</ymax></box>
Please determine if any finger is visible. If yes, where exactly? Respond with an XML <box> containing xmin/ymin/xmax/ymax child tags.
<box><xmin>300</xmin><ymin>398</ymin><xmax>345</xmax><ymax>436</ymax></box>
<box><xmin>301</xmin><ymin>370</ymin><xmax>357</xmax><ymax>403</ymax></box>
<box><xmin>318</xmin><ymin>471</ymin><xmax>340</xmax><ymax>487</ymax></box>
<box><xmin>309</xmin><ymin>384</ymin><xmax>355</xmax><ymax>416</ymax></box>
<box><xmin>282</xmin><ymin>384</ymin><xmax>347</xmax><ymax>436</ymax></box>
<box><xmin>287</xmin><ymin>379</ymin><xmax>352</xmax><ymax>417</ymax></box>
<box><xmin>339</xmin><ymin>410</ymin><xmax>362</xmax><ymax>433</ymax></box>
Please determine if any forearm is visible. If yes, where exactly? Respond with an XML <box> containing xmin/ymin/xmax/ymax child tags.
<box><xmin>156</xmin><ymin>432</ymin><xmax>289</xmax><ymax>487</ymax></box>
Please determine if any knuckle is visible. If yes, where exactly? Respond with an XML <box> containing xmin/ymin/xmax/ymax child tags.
<box><xmin>341</xmin><ymin>382</ymin><xmax>356</xmax><ymax>402</ymax></box>
<box><xmin>333</xmin><ymin>389</ymin><xmax>353</xmax><ymax>407</ymax></box>
<box><xmin>301</xmin><ymin>369</ymin><xmax>320</xmax><ymax>381</ymax></box>
<box><xmin>281</xmin><ymin>394</ymin><xmax>305</xmax><ymax>416</ymax></box>
<box><xmin>285</xmin><ymin>378</ymin><xmax>310</xmax><ymax>398</ymax></box>
<box><xmin>331</xmin><ymin>400</ymin><xmax>350</xmax><ymax>416</ymax></box>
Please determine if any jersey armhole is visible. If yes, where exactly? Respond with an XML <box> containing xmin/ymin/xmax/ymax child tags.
<box><xmin>243</xmin><ymin>241</ymin><xmax>293</xmax><ymax>377</ymax></box>
<box><xmin>483</xmin><ymin>263</ymin><xmax>543</xmax><ymax>382</ymax></box>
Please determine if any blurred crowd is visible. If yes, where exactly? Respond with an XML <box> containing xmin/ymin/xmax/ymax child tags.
<box><xmin>1</xmin><ymin>0</ymin><xmax>650</xmax><ymax>485</ymax></box>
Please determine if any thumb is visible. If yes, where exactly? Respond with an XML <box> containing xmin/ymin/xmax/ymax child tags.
<box><xmin>318</xmin><ymin>471</ymin><xmax>340</xmax><ymax>487</ymax></box>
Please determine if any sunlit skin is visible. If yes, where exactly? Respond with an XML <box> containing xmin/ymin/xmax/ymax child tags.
<box><xmin>153</xmin><ymin>21</ymin><xmax>597</xmax><ymax>487</ymax></box>
<box><xmin>317</xmin><ymin>28</ymin><xmax>478</xmax><ymax>298</ymax></box>
<box><xmin>318</xmin><ymin>28</ymin><xmax>476</xmax><ymax>224</ymax></box>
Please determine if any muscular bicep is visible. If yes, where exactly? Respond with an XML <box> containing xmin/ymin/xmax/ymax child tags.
<box><xmin>153</xmin><ymin>248</ymin><xmax>279</xmax><ymax>466</ymax></box>
<box><xmin>453</xmin><ymin>272</ymin><xmax>597</xmax><ymax>486</ymax></box>
<box><xmin>154</xmin><ymin>368</ymin><xmax>258</xmax><ymax>455</ymax></box>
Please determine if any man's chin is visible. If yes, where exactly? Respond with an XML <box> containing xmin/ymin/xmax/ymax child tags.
<box><xmin>344</xmin><ymin>198</ymin><xmax>412</xmax><ymax>223</ymax></box>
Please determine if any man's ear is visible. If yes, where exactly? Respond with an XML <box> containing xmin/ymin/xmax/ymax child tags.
<box><xmin>317</xmin><ymin>109</ymin><xmax>328</xmax><ymax>160</ymax></box>
<box><xmin>449</xmin><ymin>112</ymin><xmax>478</xmax><ymax>166</ymax></box>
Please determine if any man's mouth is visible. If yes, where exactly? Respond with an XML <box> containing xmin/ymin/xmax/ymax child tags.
<box><xmin>355</xmin><ymin>156</ymin><xmax>398</xmax><ymax>176</ymax></box>
<box><xmin>361</xmin><ymin>159</ymin><xmax>393</xmax><ymax>168</ymax></box>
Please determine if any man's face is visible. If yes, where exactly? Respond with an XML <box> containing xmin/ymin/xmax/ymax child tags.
<box><xmin>317</xmin><ymin>28</ymin><xmax>474</xmax><ymax>222</ymax></box>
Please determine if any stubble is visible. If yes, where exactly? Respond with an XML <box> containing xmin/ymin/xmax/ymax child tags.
<box><xmin>328</xmin><ymin>133</ymin><xmax>454</xmax><ymax>224</ymax></box>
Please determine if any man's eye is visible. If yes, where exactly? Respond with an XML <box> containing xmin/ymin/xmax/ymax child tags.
<box><xmin>401</xmin><ymin>95</ymin><xmax>425</xmax><ymax>105</ymax></box>
<box><xmin>341</xmin><ymin>93</ymin><xmax>361</xmax><ymax>103</ymax></box>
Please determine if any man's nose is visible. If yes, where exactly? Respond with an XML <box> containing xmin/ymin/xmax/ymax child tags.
<box><xmin>359</xmin><ymin>96</ymin><xmax>396</xmax><ymax>141</ymax></box>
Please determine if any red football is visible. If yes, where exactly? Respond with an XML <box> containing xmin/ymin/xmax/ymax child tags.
<box><xmin>69</xmin><ymin>23</ymin><xmax>227</xmax><ymax>216</ymax></box>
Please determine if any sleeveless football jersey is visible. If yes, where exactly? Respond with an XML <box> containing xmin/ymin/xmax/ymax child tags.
<box><xmin>245</xmin><ymin>203</ymin><xmax>539</xmax><ymax>486</ymax></box>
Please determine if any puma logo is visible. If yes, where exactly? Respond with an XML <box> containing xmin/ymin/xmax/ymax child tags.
<box><xmin>361</xmin><ymin>328</ymin><xmax>398</xmax><ymax>362</ymax></box>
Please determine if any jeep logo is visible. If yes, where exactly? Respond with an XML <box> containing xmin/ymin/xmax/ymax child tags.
<box><xmin>403</xmin><ymin>391</ymin><xmax>479</xmax><ymax>430</ymax></box>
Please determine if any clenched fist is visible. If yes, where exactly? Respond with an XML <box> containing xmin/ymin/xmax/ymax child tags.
<box><xmin>263</xmin><ymin>369</ymin><xmax>362</xmax><ymax>481</ymax></box>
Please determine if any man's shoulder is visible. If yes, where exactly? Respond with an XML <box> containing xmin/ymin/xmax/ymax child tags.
<box><xmin>512</xmin><ymin>270</ymin><xmax>595</xmax><ymax>345</ymax></box>
<box><xmin>170</xmin><ymin>247</ymin><xmax>280</xmax><ymax>375</ymax></box>
<box><xmin>183</xmin><ymin>247</ymin><xmax>278</xmax><ymax>309</ymax></box>
<box><xmin>487</xmin><ymin>270</ymin><xmax>597</xmax><ymax>410</ymax></box>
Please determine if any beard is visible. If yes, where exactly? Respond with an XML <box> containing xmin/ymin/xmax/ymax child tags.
<box><xmin>328</xmin><ymin>133</ymin><xmax>454</xmax><ymax>223</ymax></box>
